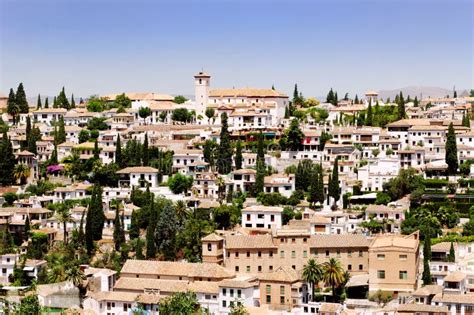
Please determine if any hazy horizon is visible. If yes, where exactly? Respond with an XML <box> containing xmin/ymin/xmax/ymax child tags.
<box><xmin>1</xmin><ymin>0</ymin><xmax>473</xmax><ymax>99</ymax></box>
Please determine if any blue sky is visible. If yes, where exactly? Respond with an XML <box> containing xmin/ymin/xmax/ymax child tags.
<box><xmin>0</xmin><ymin>0</ymin><xmax>472</xmax><ymax>99</ymax></box>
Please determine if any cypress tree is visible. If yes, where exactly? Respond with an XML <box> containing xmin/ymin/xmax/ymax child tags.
<box><xmin>354</xmin><ymin>94</ymin><xmax>359</xmax><ymax>105</ymax></box>
<box><xmin>293</xmin><ymin>84</ymin><xmax>299</xmax><ymax>101</ymax></box>
<box><xmin>447</xmin><ymin>241</ymin><xmax>455</xmax><ymax>262</ymax></box>
<box><xmin>422</xmin><ymin>226</ymin><xmax>432</xmax><ymax>285</ymax></box>
<box><xmin>113</xmin><ymin>204</ymin><xmax>124</xmax><ymax>251</ymax></box>
<box><xmin>217</xmin><ymin>113</ymin><xmax>232</xmax><ymax>174</ymax></box>
<box><xmin>284</xmin><ymin>106</ymin><xmax>289</xmax><ymax>119</ymax></box>
<box><xmin>326</xmin><ymin>88</ymin><xmax>334</xmax><ymax>104</ymax></box>
<box><xmin>56</xmin><ymin>118</ymin><xmax>66</xmax><ymax>144</ymax></box>
<box><xmin>70</xmin><ymin>94</ymin><xmax>76</xmax><ymax>109</ymax></box>
<box><xmin>135</xmin><ymin>238</ymin><xmax>144</xmax><ymax>259</ymax></box>
<box><xmin>25</xmin><ymin>116</ymin><xmax>32</xmax><ymax>149</ymax></box>
<box><xmin>155</xmin><ymin>203</ymin><xmax>179</xmax><ymax>261</ymax></box>
<box><xmin>454</xmin><ymin>90</ymin><xmax>457</xmax><ymax>98</ymax></box>
<box><xmin>115</xmin><ymin>134</ymin><xmax>123</xmax><ymax>167</ymax></box>
<box><xmin>142</xmin><ymin>133</ymin><xmax>149</xmax><ymax>166</ymax></box>
<box><xmin>146</xmin><ymin>197</ymin><xmax>157</xmax><ymax>259</ymax></box>
<box><xmin>93</xmin><ymin>139</ymin><xmax>100</xmax><ymax>160</ymax></box>
<box><xmin>445</xmin><ymin>122</ymin><xmax>458</xmax><ymax>175</ymax></box>
<box><xmin>53</xmin><ymin>96</ymin><xmax>58</xmax><ymax>108</ymax></box>
<box><xmin>308</xmin><ymin>166</ymin><xmax>319</xmax><ymax>208</ymax></box>
<box><xmin>28</xmin><ymin>126</ymin><xmax>41</xmax><ymax>155</ymax></box>
<box><xmin>235</xmin><ymin>140</ymin><xmax>243</xmax><ymax>170</ymax></box>
<box><xmin>333</xmin><ymin>92</ymin><xmax>338</xmax><ymax>106</ymax></box>
<box><xmin>57</xmin><ymin>87</ymin><xmax>70</xmax><ymax>109</ymax></box>
<box><xmin>413</xmin><ymin>96</ymin><xmax>419</xmax><ymax>107</ymax></box>
<box><xmin>44</xmin><ymin>97</ymin><xmax>49</xmax><ymax>109</ymax></box>
<box><xmin>24</xmin><ymin>216</ymin><xmax>30</xmax><ymax>241</ymax></box>
<box><xmin>0</xmin><ymin>130</ymin><xmax>16</xmax><ymax>185</ymax></box>
<box><xmin>16</xmin><ymin>83</ymin><xmax>29</xmax><ymax>113</ymax></box>
<box><xmin>129</xmin><ymin>210</ymin><xmax>140</xmax><ymax>240</ymax></box>
<box><xmin>86</xmin><ymin>184</ymin><xmax>105</xmax><ymax>254</ymax></box>
<box><xmin>254</xmin><ymin>132</ymin><xmax>265</xmax><ymax>195</ymax></box>
<box><xmin>397</xmin><ymin>91</ymin><xmax>406</xmax><ymax>120</ymax></box>
<box><xmin>316</xmin><ymin>163</ymin><xmax>325</xmax><ymax>204</ymax></box>
<box><xmin>37</xmin><ymin>94</ymin><xmax>42</xmax><ymax>109</ymax></box>
<box><xmin>7</xmin><ymin>88</ymin><xmax>18</xmax><ymax>124</ymax></box>
<box><xmin>329</xmin><ymin>158</ymin><xmax>340</xmax><ymax>207</ymax></box>
<box><xmin>366</xmin><ymin>99</ymin><xmax>373</xmax><ymax>126</ymax></box>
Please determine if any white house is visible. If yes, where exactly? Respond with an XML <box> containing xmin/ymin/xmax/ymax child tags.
<box><xmin>241</xmin><ymin>205</ymin><xmax>284</xmax><ymax>229</ymax></box>
<box><xmin>116</xmin><ymin>166</ymin><xmax>160</xmax><ymax>189</ymax></box>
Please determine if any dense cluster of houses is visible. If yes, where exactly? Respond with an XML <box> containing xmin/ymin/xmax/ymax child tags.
<box><xmin>1</xmin><ymin>73</ymin><xmax>474</xmax><ymax>314</ymax></box>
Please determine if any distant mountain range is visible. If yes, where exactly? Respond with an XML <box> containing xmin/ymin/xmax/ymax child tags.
<box><xmin>376</xmin><ymin>86</ymin><xmax>466</xmax><ymax>100</ymax></box>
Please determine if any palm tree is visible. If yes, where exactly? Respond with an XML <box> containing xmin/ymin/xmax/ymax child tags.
<box><xmin>47</xmin><ymin>253</ymin><xmax>66</xmax><ymax>283</ymax></box>
<box><xmin>175</xmin><ymin>200</ymin><xmax>189</xmax><ymax>221</ymax></box>
<box><xmin>302</xmin><ymin>259</ymin><xmax>323</xmax><ymax>302</ymax></box>
<box><xmin>13</xmin><ymin>163</ymin><xmax>31</xmax><ymax>185</ymax></box>
<box><xmin>56</xmin><ymin>205</ymin><xmax>74</xmax><ymax>244</ymax></box>
<box><xmin>65</xmin><ymin>265</ymin><xmax>85</xmax><ymax>288</ymax></box>
<box><xmin>323</xmin><ymin>258</ymin><xmax>345</xmax><ymax>302</ymax></box>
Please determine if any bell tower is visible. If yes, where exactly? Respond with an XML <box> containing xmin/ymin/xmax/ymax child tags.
<box><xmin>194</xmin><ymin>71</ymin><xmax>210</xmax><ymax>109</ymax></box>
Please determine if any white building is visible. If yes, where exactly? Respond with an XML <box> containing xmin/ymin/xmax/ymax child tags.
<box><xmin>241</xmin><ymin>205</ymin><xmax>283</xmax><ymax>229</ymax></box>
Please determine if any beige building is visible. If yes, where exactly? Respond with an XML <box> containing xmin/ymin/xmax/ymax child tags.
<box><xmin>258</xmin><ymin>266</ymin><xmax>304</xmax><ymax>311</ymax></box>
<box><xmin>203</xmin><ymin>232</ymin><xmax>371</xmax><ymax>276</ymax></box>
<box><xmin>368</xmin><ymin>232</ymin><xmax>420</xmax><ymax>295</ymax></box>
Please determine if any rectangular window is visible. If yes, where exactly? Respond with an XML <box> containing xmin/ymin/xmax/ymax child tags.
<box><xmin>280</xmin><ymin>286</ymin><xmax>285</xmax><ymax>295</ymax></box>
<box><xmin>303</xmin><ymin>250</ymin><xmax>307</xmax><ymax>258</ymax></box>
<box><xmin>348</xmin><ymin>250</ymin><xmax>352</xmax><ymax>257</ymax></box>
<box><xmin>230</xmin><ymin>289</ymin><xmax>234</xmax><ymax>297</ymax></box>
<box><xmin>237</xmin><ymin>290</ymin><xmax>241</xmax><ymax>298</ymax></box>
<box><xmin>280</xmin><ymin>250</ymin><xmax>285</xmax><ymax>258</ymax></box>
<box><xmin>266</xmin><ymin>295</ymin><xmax>271</xmax><ymax>303</ymax></box>
<box><xmin>223</xmin><ymin>289</ymin><xmax>226</xmax><ymax>296</ymax></box>
<box><xmin>280</xmin><ymin>296</ymin><xmax>285</xmax><ymax>304</ymax></box>
<box><xmin>258</xmin><ymin>251</ymin><xmax>262</xmax><ymax>257</ymax></box>
<box><xmin>399</xmin><ymin>270</ymin><xmax>408</xmax><ymax>280</ymax></box>
<box><xmin>222</xmin><ymin>300</ymin><xmax>227</xmax><ymax>307</ymax></box>
<box><xmin>399</xmin><ymin>254</ymin><xmax>407</xmax><ymax>261</ymax></box>
<box><xmin>377</xmin><ymin>270</ymin><xmax>385</xmax><ymax>279</ymax></box>
<box><xmin>359</xmin><ymin>250</ymin><xmax>363</xmax><ymax>257</ymax></box>
<box><xmin>246</xmin><ymin>266</ymin><xmax>250</xmax><ymax>272</ymax></box>
<box><xmin>377</xmin><ymin>254</ymin><xmax>385</xmax><ymax>260</ymax></box>
<box><xmin>359</xmin><ymin>264</ymin><xmax>363</xmax><ymax>270</ymax></box>
<box><xmin>258</xmin><ymin>266</ymin><xmax>262</xmax><ymax>272</ymax></box>
<box><xmin>291</xmin><ymin>251</ymin><xmax>296</xmax><ymax>258</ymax></box>
<box><xmin>266</xmin><ymin>285</ymin><xmax>271</xmax><ymax>294</ymax></box>
<box><xmin>326</xmin><ymin>250</ymin><xmax>330</xmax><ymax>257</ymax></box>
<box><xmin>348</xmin><ymin>264</ymin><xmax>352</xmax><ymax>270</ymax></box>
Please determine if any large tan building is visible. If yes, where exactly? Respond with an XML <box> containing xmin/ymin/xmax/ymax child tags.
<box><xmin>368</xmin><ymin>232</ymin><xmax>420</xmax><ymax>295</ymax></box>
<box><xmin>203</xmin><ymin>232</ymin><xmax>371</xmax><ymax>276</ymax></box>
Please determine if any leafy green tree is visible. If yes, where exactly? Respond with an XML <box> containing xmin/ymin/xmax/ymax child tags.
<box><xmin>303</xmin><ymin>259</ymin><xmax>324</xmax><ymax>302</ymax></box>
<box><xmin>138</xmin><ymin>107</ymin><xmax>152</xmax><ymax>123</ymax></box>
<box><xmin>234</xmin><ymin>140</ymin><xmax>243</xmax><ymax>170</ymax></box>
<box><xmin>86</xmin><ymin>95</ymin><xmax>105</xmax><ymax>112</ymax></box>
<box><xmin>168</xmin><ymin>173</ymin><xmax>193</xmax><ymax>195</ymax></box>
<box><xmin>171</xmin><ymin>108</ymin><xmax>191</xmax><ymax>123</ymax></box>
<box><xmin>19</xmin><ymin>295</ymin><xmax>41</xmax><ymax>314</ymax></box>
<box><xmin>56</xmin><ymin>204</ymin><xmax>73</xmax><ymax>244</ymax></box>
<box><xmin>114</xmin><ymin>93</ymin><xmax>131</xmax><ymax>108</ymax></box>
<box><xmin>159</xmin><ymin>291</ymin><xmax>201</xmax><ymax>315</ymax></box>
<box><xmin>174</xmin><ymin>95</ymin><xmax>188</xmax><ymax>104</ymax></box>
<box><xmin>319</xmin><ymin>131</ymin><xmax>332</xmax><ymax>151</ymax></box>
<box><xmin>87</xmin><ymin>117</ymin><xmax>109</xmax><ymax>131</ymax></box>
<box><xmin>217</xmin><ymin>113</ymin><xmax>232</xmax><ymax>174</ymax></box>
<box><xmin>213</xmin><ymin>204</ymin><xmax>240</xmax><ymax>229</ymax></box>
<box><xmin>78</xmin><ymin>129</ymin><xmax>89</xmax><ymax>143</ymax></box>
<box><xmin>155</xmin><ymin>203</ymin><xmax>179</xmax><ymax>260</ymax></box>
<box><xmin>295</xmin><ymin>159</ymin><xmax>313</xmax><ymax>191</ymax></box>
<box><xmin>280</xmin><ymin>119</ymin><xmax>304</xmax><ymax>151</ymax></box>
<box><xmin>445</xmin><ymin>123</ymin><xmax>458</xmax><ymax>175</ymax></box>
